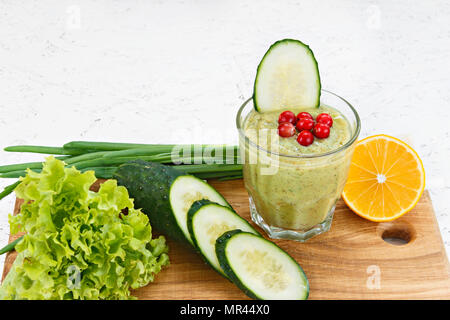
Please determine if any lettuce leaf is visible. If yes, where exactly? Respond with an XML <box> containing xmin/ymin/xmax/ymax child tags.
<box><xmin>0</xmin><ymin>157</ymin><xmax>169</xmax><ymax>300</ymax></box>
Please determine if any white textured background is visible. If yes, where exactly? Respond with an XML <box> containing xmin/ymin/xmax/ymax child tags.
<box><xmin>0</xmin><ymin>0</ymin><xmax>449</xmax><ymax>274</ymax></box>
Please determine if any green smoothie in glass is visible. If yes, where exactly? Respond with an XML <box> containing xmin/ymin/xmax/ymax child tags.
<box><xmin>236</xmin><ymin>39</ymin><xmax>360</xmax><ymax>241</ymax></box>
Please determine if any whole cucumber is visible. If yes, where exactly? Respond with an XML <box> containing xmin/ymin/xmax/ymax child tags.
<box><xmin>114</xmin><ymin>160</ymin><xmax>188</xmax><ymax>244</ymax></box>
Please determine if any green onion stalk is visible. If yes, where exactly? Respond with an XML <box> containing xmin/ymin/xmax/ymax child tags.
<box><xmin>0</xmin><ymin>141</ymin><xmax>244</xmax><ymax>255</ymax></box>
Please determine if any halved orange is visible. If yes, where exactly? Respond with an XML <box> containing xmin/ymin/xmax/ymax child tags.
<box><xmin>342</xmin><ymin>134</ymin><xmax>425</xmax><ymax>222</ymax></box>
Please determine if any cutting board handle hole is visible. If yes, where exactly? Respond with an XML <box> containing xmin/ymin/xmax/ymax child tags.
<box><xmin>379</xmin><ymin>223</ymin><xmax>414</xmax><ymax>246</ymax></box>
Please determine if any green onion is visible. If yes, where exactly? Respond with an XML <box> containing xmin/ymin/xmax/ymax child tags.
<box><xmin>102</xmin><ymin>146</ymin><xmax>184</xmax><ymax>158</ymax></box>
<box><xmin>4</xmin><ymin>146</ymin><xmax>84</xmax><ymax>155</ymax></box>
<box><xmin>0</xmin><ymin>143</ymin><xmax>244</xmax><ymax>192</ymax></box>
<box><xmin>63</xmin><ymin>141</ymin><xmax>177</xmax><ymax>152</ymax></box>
<box><xmin>171</xmin><ymin>164</ymin><xmax>242</xmax><ymax>173</ymax></box>
<box><xmin>69</xmin><ymin>155</ymin><xmax>171</xmax><ymax>170</ymax></box>
<box><xmin>70</xmin><ymin>154</ymin><xmax>237</xmax><ymax>170</ymax></box>
<box><xmin>0</xmin><ymin>181</ymin><xmax>21</xmax><ymax>200</ymax></box>
<box><xmin>0</xmin><ymin>168</ymin><xmax>118</xmax><ymax>180</ymax></box>
<box><xmin>0</xmin><ymin>152</ymin><xmax>120</xmax><ymax>174</ymax></box>
<box><xmin>217</xmin><ymin>175</ymin><xmax>243</xmax><ymax>181</ymax></box>
<box><xmin>102</xmin><ymin>144</ymin><xmax>238</xmax><ymax>159</ymax></box>
<box><xmin>193</xmin><ymin>171</ymin><xmax>243</xmax><ymax>180</ymax></box>
<box><xmin>79</xmin><ymin>167</ymin><xmax>118</xmax><ymax>179</ymax></box>
<box><xmin>0</xmin><ymin>235</ymin><xmax>23</xmax><ymax>255</ymax></box>
<box><xmin>0</xmin><ymin>156</ymin><xmax>70</xmax><ymax>173</ymax></box>
<box><xmin>0</xmin><ymin>162</ymin><xmax>243</xmax><ymax>179</ymax></box>
<box><xmin>0</xmin><ymin>170</ymin><xmax>37</xmax><ymax>178</ymax></box>
<box><xmin>0</xmin><ymin>162</ymin><xmax>43</xmax><ymax>174</ymax></box>
<box><xmin>0</xmin><ymin>163</ymin><xmax>244</xmax><ymax>180</ymax></box>
<box><xmin>63</xmin><ymin>151</ymin><xmax>111</xmax><ymax>164</ymax></box>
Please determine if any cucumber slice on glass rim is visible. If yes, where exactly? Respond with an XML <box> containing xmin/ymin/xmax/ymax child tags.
<box><xmin>215</xmin><ymin>230</ymin><xmax>309</xmax><ymax>300</ymax></box>
<box><xmin>253</xmin><ymin>39</ymin><xmax>321</xmax><ymax>112</ymax></box>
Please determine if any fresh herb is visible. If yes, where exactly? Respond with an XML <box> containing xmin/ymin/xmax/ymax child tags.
<box><xmin>0</xmin><ymin>141</ymin><xmax>243</xmax><ymax>182</ymax></box>
<box><xmin>0</xmin><ymin>181</ymin><xmax>21</xmax><ymax>201</ymax></box>
<box><xmin>0</xmin><ymin>236</ymin><xmax>22</xmax><ymax>255</ymax></box>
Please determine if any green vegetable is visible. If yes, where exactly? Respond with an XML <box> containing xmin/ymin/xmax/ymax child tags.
<box><xmin>0</xmin><ymin>156</ymin><xmax>70</xmax><ymax>173</ymax></box>
<box><xmin>0</xmin><ymin>163</ymin><xmax>243</xmax><ymax>180</ymax></box>
<box><xmin>253</xmin><ymin>39</ymin><xmax>321</xmax><ymax>112</ymax></box>
<box><xmin>4</xmin><ymin>146</ymin><xmax>84</xmax><ymax>155</ymax></box>
<box><xmin>63</xmin><ymin>141</ymin><xmax>177</xmax><ymax>152</ymax></box>
<box><xmin>0</xmin><ymin>142</ymin><xmax>244</xmax><ymax>201</ymax></box>
<box><xmin>64</xmin><ymin>151</ymin><xmax>111</xmax><ymax>164</ymax></box>
<box><xmin>0</xmin><ymin>181</ymin><xmax>21</xmax><ymax>201</ymax></box>
<box><xmin>0</xmin><ymin>236</ymin><xmax>22</xmax><ymax>255</ymax></box>
<box><xmin>215</xmin><ymin>230</ymin><xmax>309</xmax><ymax>300</ymax></box>
<box><xmin>63</xmin><ymin>141</ymin><xmax>236</xmax><ymax>154</ymax></box>
<box><xmin>217</xmin><ymin>175</ymin><xmax>244</xmax><ymax>181</ymax></box>
<box><xmin>191</xmin><ymin>171</ymin><xmax>243</xmax><ymax>180</ymax></box>
<box><xmin>102</xmin><ymin>145</ymin><xmax>239</xmax><ymax>159</ymax></box>
<box><xmin>78</xmin><ymin>167</ymin><xmax>120</xmax><ymax>179</ymax></box>
<box><xmin>173</xmin><ymin>163</ymin><xmax>242</xmax><ymax>173</ymax></box>
<box><xmin>187</xmin><ymin>200</ymin><xmax>259</xmax><ymax>276</ymax></box>
<box><xmin>114</xmin><ymin>160</ymin><xmax>230</xmax><ymax>245</ymax></box>
<box><xmin>0</xmin><ymin>169</ymin><xmax>40</xmax><ymax>178</ymax></box>
<box><xmin>102</xmin><ymin>146</ymin><xmax>183</xmax><ymax>158</ymax></box>
<box><xmin>0</xmin><ymin>157</ymin><xmax>169</xmax><ymax>300</ymax></box>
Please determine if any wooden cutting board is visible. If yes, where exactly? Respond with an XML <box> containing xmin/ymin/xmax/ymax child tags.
<box><xmin>2</xmin><ymin>179</ymin><xmax>450</xmax><ymax>299</ymax></box>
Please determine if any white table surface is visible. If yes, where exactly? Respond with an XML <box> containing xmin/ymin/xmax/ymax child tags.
<box><xmin>1</xmin><ymin>0</ymin><xmax>449</xmax><ymax>275</ymax></box>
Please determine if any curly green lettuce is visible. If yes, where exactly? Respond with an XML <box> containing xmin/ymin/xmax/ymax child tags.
<box><xmin>0</xmin><ymin>157</ymin><xmax>169</xmax><ymax>300</ymax></box>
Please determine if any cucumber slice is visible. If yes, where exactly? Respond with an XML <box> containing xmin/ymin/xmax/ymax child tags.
<box><xmin>216</xmin><ymin>230</ymin><xmax>309</xmax><ymax>300</ymax></box>
<box><xmin>253</xmin><ymin>39</ymin><xmax>321</xmax><ymax>112</ymax></box>
<box><xmin>170</xmin><ymin>176</ymin><xmax>230</xmax><ymax>245</ymax></box>
<box><xmin>187</xmin><ymin>200</ymin><xmax>260</xmax><ymax>276</ymax></box>
<box><xmin>114</xmin><ymin>160</ymin><xmax>230</xmax><ymax>245</ymax></box>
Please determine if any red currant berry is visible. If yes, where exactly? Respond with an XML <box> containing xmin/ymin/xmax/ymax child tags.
<box><xmin>297</xmin><ymin>130</ymin><xmax>314</xmax><ymax>146</ymax></box>
<box><xmin>313</xmin><ymin>123</ymin><xmax>330</xmax><ymax>139</ymax></box>
<box><xmin>316</xmin><ymin>113</ymin><xmax>333</xmax><ymax>127</ymax></box>
<box><xmin>296</xmin><ymin>112</ymin><xmax>313</xmax><ymax>121</ymax></box>
<box><xmin>278</xmin><ymin>111</ymin><xmax>296</xmax><ymax>124</ymax></box>
<box><xmin>296</xmin><ymin>118</ymin><xmax>315</xmax><ymax>131</ymax></box>
<box><xmin>278</xmin><ymin>122</ymin><xmax>296</xmax><ymax>138</ymax></box>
